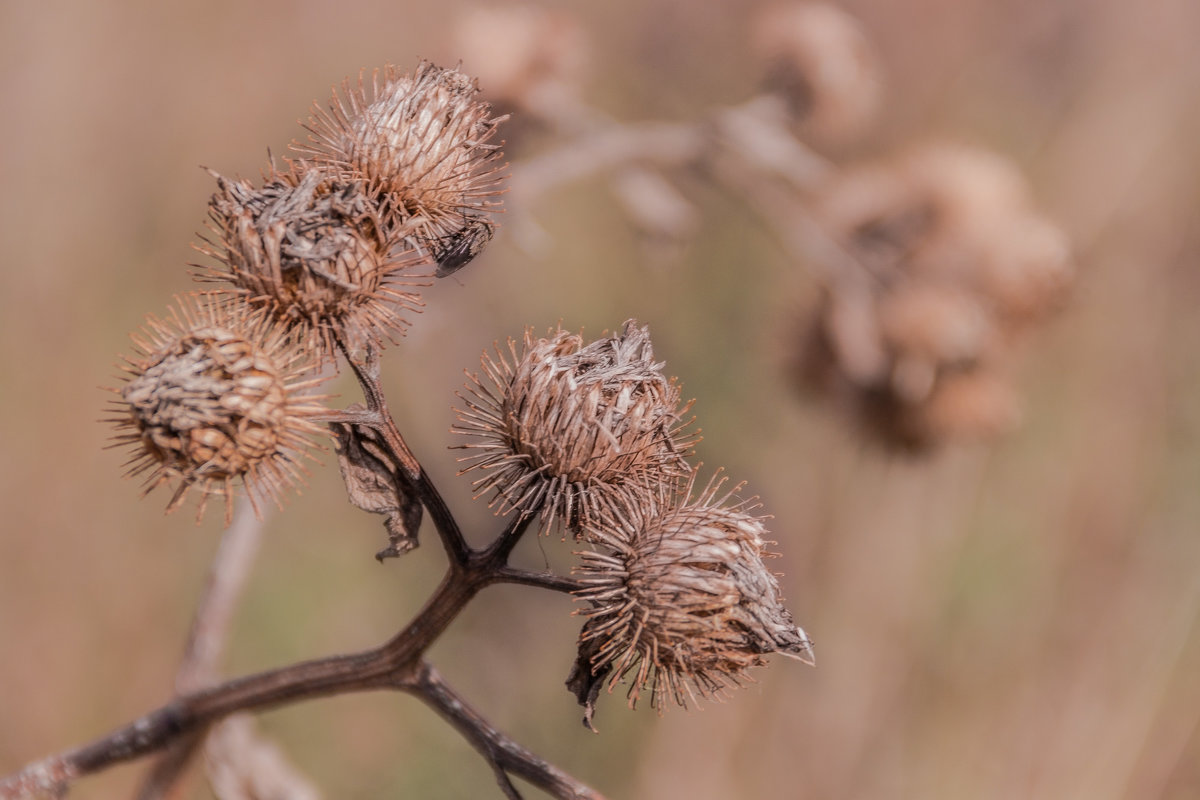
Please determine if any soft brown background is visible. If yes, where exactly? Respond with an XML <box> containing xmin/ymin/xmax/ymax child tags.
<box><xmin>3</xmin><ymin>1</ymin><xmax>1200</xmax><ymax>798</ymax></box>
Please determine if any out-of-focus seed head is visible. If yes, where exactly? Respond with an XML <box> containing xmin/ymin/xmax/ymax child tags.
<box><xmin>452</xmin><ymin>321</ymin><xmax>696</xmax><ymax>534</ymax></box>
<box><xmin>799</xmin><ymin>287</ymin><xmax>1024</xmax><ymax>452</ymax></box>
<box><xmin>977</xmin><ymin>213</ymin><xmax>1074</xmax><ymax>324</ymax></box>
<box><xmin>452</xmin><ymin>6</ymin><xmax>589</xmax><ymax>114</ymax></box>
<box><xmin>751</xmin><ymin>2</ymin><xmax>882</xmax><ymax>145</ymax></box>
<box><xmin>814</xmin><ymin>160</ymin><xmax>933</xmax><ymax>278</ymax></box>
<box><xmin>852</xmin><ymin>366</ymin><xmax>1022</xmax><ymax>451</ymax></box>
<box><xmin>570</xmin><ymin>475</ymin><xmax>813</xmax><ymax>714</ymax></box>
<box><xmin>799</xmin><ymin>140</ymin><xmax>1074</xmax><ymax>451</ymax></box>
<box><xmin>106</xmin><ymin>295</ymin><xmax>328</xmax><ymax>524</ymax></box>
<box><xmin>814</xmin><ymin>143</ymin><xmax>1042</xmax><ymax>288</ymax></box>
<box><xmin>198</xmin><ymin>169</ymin><xmax>429</xmax><ymax>359</ymax></box>
<box><xmin>917</xmin><ymin>368</ymin><xmax>1022</xmax><ymax>442</ymax></box>
<box><xmin>878</xmin><ymin>283</ymin><xmax>994</xmax><ymax>402</ymax></box>
<box><xmin>296</xmin><ymin>61</ymin><xmax>506</xmax><ymax>271</ymax></box>
<box><xmin>904</xmin><ymin>143</ymin><xmax>1031</xmax><ymax>236</ymax></box>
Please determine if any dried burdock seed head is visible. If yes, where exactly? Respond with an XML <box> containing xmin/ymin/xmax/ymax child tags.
<box><xmin>903</xmin><ymin>143</ymin><xmax>1031</xmax><ymax>239</ymax></box>
<box><xmin>800</xmin><ymin>139</ymin><xmax>1074</xmax><ymax>451</ymax></box>
<box><xmin>198</xmin><ymin>169</ymin><xmax>429</xmax><ymax>358</ymax></box>
<box><xmin>897</xmin><ymin>144</ymin><xmax>1075</xmax><ymax>327</ymax></box>
<box><xmin>106</xmin><ymin>295</ymin><xmax>328</xmax><ymax>525</ymax></box>
<box><xmin>569</xmin><ymin>474</ymin><xmax>813</xmax><ymax>718</ymax></box>
<box><xmin>814</xmin><ymin>160</ymin><xmax>933</xmax><ymax>278</ymax></box>
<box><xmin>976</xmin><ymin>213</ymin><xmax>1074</xmax><ymax>325</ymax></box>
<box><xmin>877</xmin><ymin>283</ymin><xmax>995</xmax><ymax>402</ymax></box>
<box><xmin>452</xmin><ymin>6</ymin><xmax>589</xmax><ymax>114</ymax></box>
<box><xmin>852</xmin><ymin>366</ymin><xmax>1022</xmax><ymax>452</ymax></box>
<box><xmin>917</xmin><ymin>368</ymin><xmax>1021</xmax><ymax>444</ymax></box>
<box><xmin>814</xmin><ymin>143</ymin><xmax>1049</xmax><ymax>288</ymax></box>
<box><xmin>296</xmin><ymin>61</ymin><xmax>507</xmax><ymax>272</ymax></box>
<box><xmin>452</xmin><ymin>321</ymin><xmax>697</xmax><ymax>534</ymax></box>
<box><xmin>799</xmin><ymin>284</ymin><xmax>1017</xmax><ymax>452</ymax></box>
<box><xmin>751</xmin><ymin>2</ymin><xmax>882</xmax><ymax>145</ymax></box>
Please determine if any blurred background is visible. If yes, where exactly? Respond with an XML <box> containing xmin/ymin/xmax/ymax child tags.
<box><xmin>2</xmin><ymin>0</ymin><xmax>1200</xmax><ymax>798</ymax></box>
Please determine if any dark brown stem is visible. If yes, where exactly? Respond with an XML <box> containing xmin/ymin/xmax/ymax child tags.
<box><xmin>414</xmin><ymin>467</ymin><xmax>472</xmax><ymax>570</ymax></box>
<box><xmin>485</xmin><ymin>511</ymin><xmax>539</xmax><ymax>562</ymax></box>
<box><xmin>408</xmin><ymin>662</ymin><xmax>607</xmax><ymax>800</ymax></box>
<box><xmin>337</xmin><ymin>340</ymin><xmax>422</xmax><ymax>479</ymax></box>
<box><xmin>495</xmin><ymin>566</ymin><xmax>586</xmax><ymax>594</ymax></box>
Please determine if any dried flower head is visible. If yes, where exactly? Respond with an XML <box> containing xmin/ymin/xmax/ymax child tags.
<box><xmin>107</xmin><ymin>295</ymin><xmax>328</xmax><ymax>524</ymax></box>
<box><xmin>199</xmin><ymin>169</ymin><xmax>430</xmax><ymax>358</ymax></box>
<box><xmin>751</xmin><ymin>2</ymin><xmax>882</xmax><ymax>144</ymax></box>
<box><xmin>569</xmin><ymin>475</ymin><xmax>813</xmax><ymax>717</ymax></box>
<box><xmin>452</xmin><ymin>321</ymin><xmax>696</xmax><ymax>533</ymax></box>
<box><xmin>296</xmin><ymin>61</ymin><xmax>506</xmax><ymax>272</ymax></box>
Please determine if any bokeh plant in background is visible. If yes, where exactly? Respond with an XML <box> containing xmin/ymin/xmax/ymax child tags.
<box><xmin>2</xmin><ymin>0</ymin><xmax>1200</xmax><ymax>798</ymax></box>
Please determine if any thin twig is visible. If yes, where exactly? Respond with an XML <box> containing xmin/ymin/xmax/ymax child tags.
<box><xmin>176</xmin><ymin>505</ymin><xmax>268</xmax><ymax>691</ymax></box>
<box><xmin>408</xmin><ymin>662</ymin><xmax>607</xmax><ymax>800</ymax></box>
<box><xmin>485</xmin><ymin>512</ymin><xmax>539</xmax><ymax>562</ymax></box>
<box><xmin>494</xmin><ymin>567</ymin><xmax>586</xmax><ymax>594</ymax></box>
<box><xmin>507</xmin><ymin>121</ymin><xmax>706</xmax><ymax>209</ymax></box>
<box><xmin>413</xmin><ymin>468</ymin><xmax>472</xmax><ymax>569</ymax></box>
<box><xmin>136</xmin><ymin>502</ymin><xmax>277</xmax><ymax>800</ymax></box>
<box><xmin>337</xmin><ymin>340</ymin><xmax>422</xmax><ymax>479</ymax></box>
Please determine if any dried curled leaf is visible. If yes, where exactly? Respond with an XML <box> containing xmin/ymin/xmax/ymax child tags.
<box><xmin>331</xmin><ymin>405</ymin><xmax>423</xmax><ymax>560</ymax></box>
<box><xmin>565</xmin><ymin>635</ymin><xmax>608</xmax><ymax>732</ymax></box>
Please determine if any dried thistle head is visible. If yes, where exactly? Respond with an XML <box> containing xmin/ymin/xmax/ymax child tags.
<box><xmin>296</xmin><ymin>61</ymin><xmax>506</xmax><ymax>272</ymax></box>
<box><xmin>452</xmin><ymin>321</ymin><xmax>696</xmax><ymax>534</ymax></box>
<box><xmin>569</xmin><ymin>474</ymin><xmax>813</xmax><ymax>717</ymax></box>
<box><xmin>106</xmin><ymin>295</ymin><xmax>328</xmax><ymax>524</ymax></box>
<box><xmin>751</xmin><ymin>2</ymin><xmax>882</xmax><ymax>144</ymax></box>
<box><xmin>198</xmin><ymin>169</ymin><xmax>430</xmax><ymax>358</ymax></box>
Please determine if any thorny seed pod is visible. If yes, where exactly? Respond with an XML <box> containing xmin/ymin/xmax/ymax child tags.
<box><xmin>568</xmin><ymin>475</ymin><xmax>813</xmax><ymax>720</ymax></box>
<box><xmin>199</xmin><ymin>169</ymin><xmax>430</xmax><ymax>358</ymax></box>
<box><xmin>106</xmin><ymin>295</ymin><xmax>328</xmax><ymax>525</ymax></box>
<box><xmin>296</xmin><ymin>61</ymin><xmax>507</xmax><ymax>273</ymax></box>
<box><xmin>452</xmin><ymin>321</ymin><xmax>696</xmax><ymax>534</ymax></box>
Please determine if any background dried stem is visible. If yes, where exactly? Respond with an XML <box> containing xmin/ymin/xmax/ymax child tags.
<box><xmin>3</xmin><ymin>1</ymin><xmax>1200</xmax><ymax>798</ymax></box>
